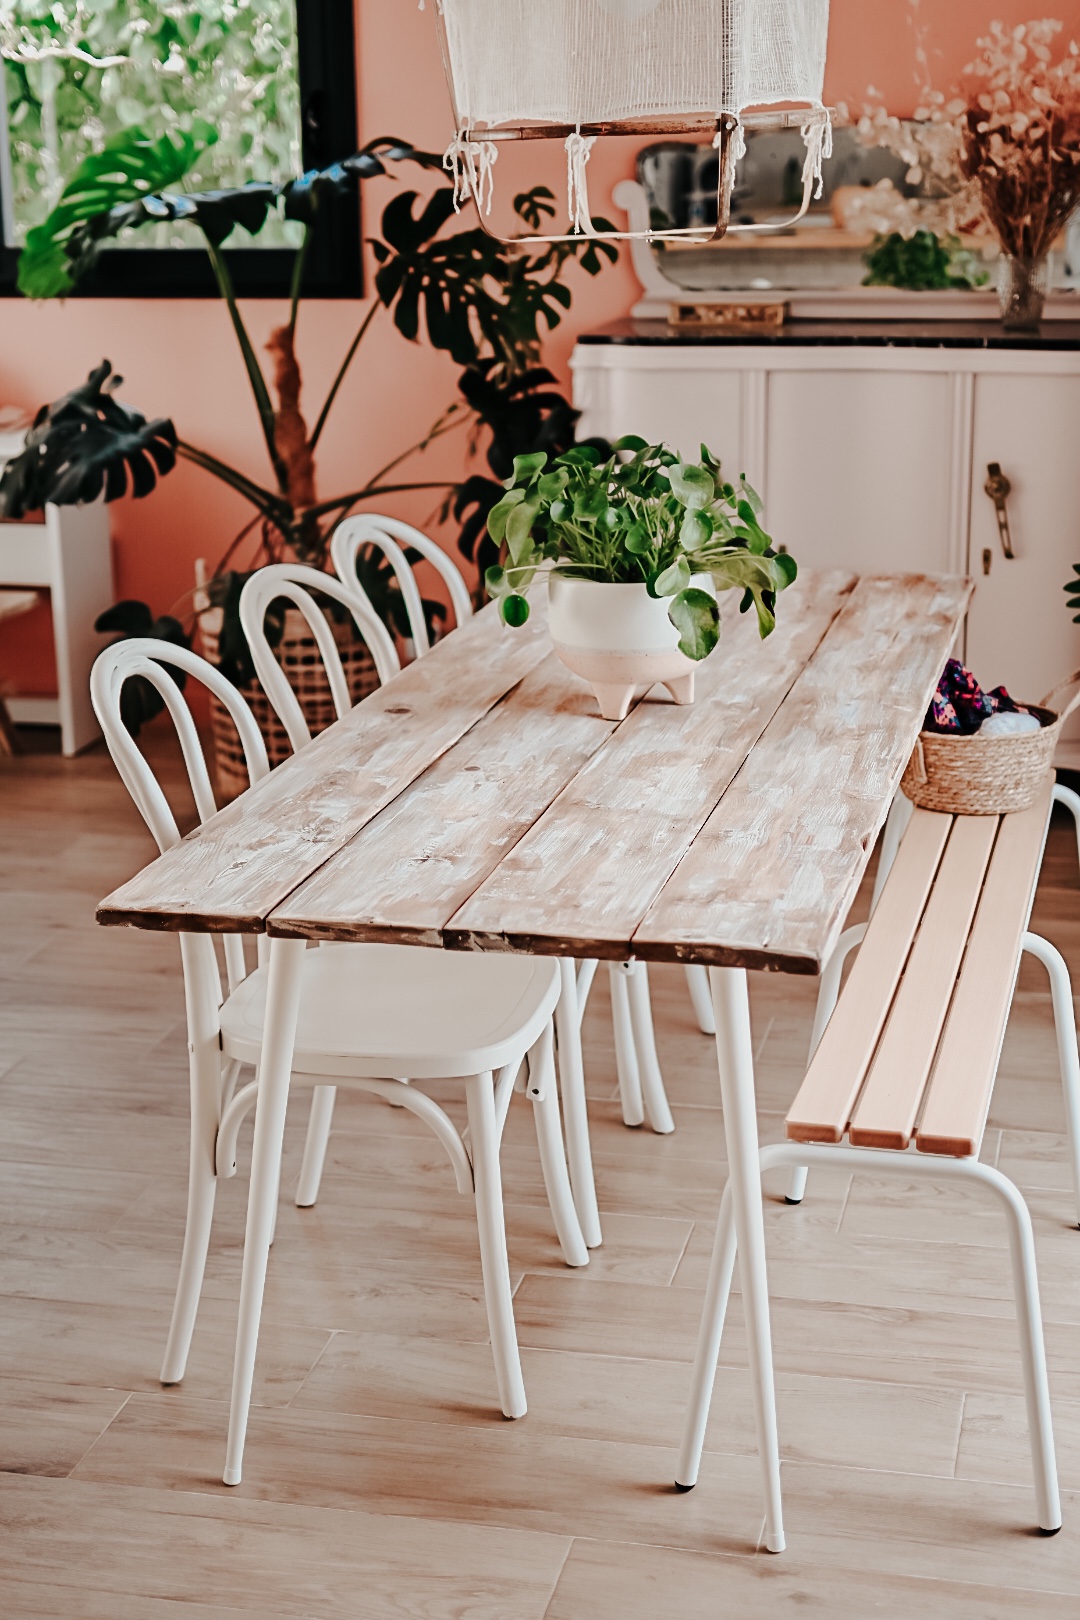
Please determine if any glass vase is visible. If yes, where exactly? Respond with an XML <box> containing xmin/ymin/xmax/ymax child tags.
<box><xmin>996</xmin><ymin>254</ymin><xmax>1048</xmax><ymax>331</ymax></box>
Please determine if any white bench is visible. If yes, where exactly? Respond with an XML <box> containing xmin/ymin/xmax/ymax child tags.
<box><xmin>677</xmin><ymin>773</ymin><xmax>1078</xmax><ymax>1536</ymax></box>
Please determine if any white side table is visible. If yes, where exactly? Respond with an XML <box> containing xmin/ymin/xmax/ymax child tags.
<box><xmin>0</xmin><ymin>431</ymin><xmax>114</xmax><ymax>754</ymax></box>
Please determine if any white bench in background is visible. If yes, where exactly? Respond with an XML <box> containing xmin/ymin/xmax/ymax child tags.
<box><xmin>0</xmin><ymin>430</ymin><xmax>113</xmax><ymax>754</ymax></box>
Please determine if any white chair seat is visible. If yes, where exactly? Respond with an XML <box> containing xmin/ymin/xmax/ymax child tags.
<box><xmin>221</xmin><ymin>942</ymin><xmax>560</xmax><ymax>1080</ymax></box>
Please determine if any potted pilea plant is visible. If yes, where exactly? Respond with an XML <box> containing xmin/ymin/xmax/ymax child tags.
<box><xmin>484</xmin><ymin>438</ymin><xmax>796</xmax><ymax>720</ymax></box>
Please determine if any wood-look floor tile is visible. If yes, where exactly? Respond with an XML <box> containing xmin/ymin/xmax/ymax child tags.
<box><xmin>957</xmin><ymin>1390</ymin><xmax>1080</xmax><ymax>1491</ymax></box>
<box><xmin>71</xmin><ymin>1395</ymin><xmax>767</xmax><ymax>1555</ymax></box>
<box><xmin>0</xmin><ymin>1377</ymin><xmax>130</xmax><ymax>1478</ymax></box>
<box><xmin>544</xmin><ymin>1536</ymin><xmax>1080</xmax><ymax>1619</ymax></box>
<box><xmin>775</xmin><ymin>1461</ymin><xmax>1080</xmax><ymax>1594</ymax></box>
<box><xmin>0</xmin><ymin>1582</ymin><xmax>253</xmax><ymax>1620</ymax></box>
<box><xmin>292</xmin><ymin>1334</ymin><xmax>963</xmax><ymax>1475</ymax></box>
<box><xmin>0</xmin><ymin>1473</ymin><xmax>569</xmax><ymax>1619</ymax></box>
<box><xmin>0</xmin><ymin>1294</ymin><xmax>331</xmax><ymax>1407</ymax></box>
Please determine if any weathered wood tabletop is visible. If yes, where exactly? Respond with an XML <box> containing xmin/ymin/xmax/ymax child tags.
<box><xmin>98</xmin><ymin>570</ymin><xmax>971</xmax><ymax>975</ymax></box>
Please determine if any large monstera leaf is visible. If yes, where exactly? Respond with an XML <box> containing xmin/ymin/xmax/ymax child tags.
<box><xmin>0</xmin><ymin>362</ymin><xmax>177</xmax><ymax>518</ymax></box>
<box><xmin>18</xmin><ymin>128</ymin><xmax>444</xmax><ymax>298</ymax></box>
<box><xmin>19</xmin><ymin>123</ymin><xmax>220</xmax><ymax>298</ymax></box>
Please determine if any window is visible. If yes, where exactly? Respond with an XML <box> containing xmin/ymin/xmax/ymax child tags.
<box><xmin>0</xmin><ymin>0</ymin><xmax>359</xmax><ymax>296</ymax></box>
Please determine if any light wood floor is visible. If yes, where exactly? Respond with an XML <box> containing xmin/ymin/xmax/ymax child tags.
<box><xmin>4</xmin><ymin>728</ymin><xmax>1080</xmax><ymax>1616</ymax></box>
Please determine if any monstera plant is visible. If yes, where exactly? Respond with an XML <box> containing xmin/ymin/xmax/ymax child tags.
<box><xmin>1</xmin><ymin>121</ymin><xmax>615</xmax><ymax>689</ymax></box>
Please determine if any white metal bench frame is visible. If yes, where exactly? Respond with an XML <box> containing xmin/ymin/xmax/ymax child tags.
<box><xmin>675</xmin><ymin>778</ymin><xmax>1080</xmax><ymax>1536</ymax></box>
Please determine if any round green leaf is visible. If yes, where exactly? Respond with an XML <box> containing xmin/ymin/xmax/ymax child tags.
<box><xmin>667</xmin><ymin>587</ymin><xmax>720</xmax><ymax>661</ymax></box>
<box><xmin>500</xmin><ymin>594</ymin><xmax>530</xmax><ymax>627</ymax></box>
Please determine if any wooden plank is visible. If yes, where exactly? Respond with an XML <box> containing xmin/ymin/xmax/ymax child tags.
<box><xmin>784</xmin><ymin>810</ymin><xmax>952</xmax><ymax>1146</ymax></box>
<box><xmin>633</xmin><ymin>573</ymin><xmax>973</xmax><ymax>972</ymax></box>
<box><xmin>916</xmin><ymin>778</ymin><xmax>1054</xmax><ymax>1159</ymax></box>
<box><xmin>267</xmin><ymin>655</ymin><xmax>616</xmax><ymax>945</ymax></box>
<box><xmin>96</xmin><ymin>602</ymin><xmax>551</xmax><ymax>933</ymax></box>
<box><xmin>848</xmin><ymin>816</ymin><xmax>997</xmax><ymax>1151</ymax></box>
<box><xmin>440</xmin><ymin>569</ymin><xmax>857</xmax><ymax>961</ymax></box>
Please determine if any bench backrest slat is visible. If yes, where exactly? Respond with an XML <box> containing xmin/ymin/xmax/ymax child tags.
<box><xmin>916</xmin><ymin>780</ymin><xmax>1053</xmax><ymax>1158</ymax></box>
<box><xmin>848</xmin><ymin>815</ymin><xmax>998</xmax><ymax>1151</ymax></box>
<box><xmin>785</xmin><ymin>809</ymin><xmax>951</xmax><ymax>1145</ymax></box>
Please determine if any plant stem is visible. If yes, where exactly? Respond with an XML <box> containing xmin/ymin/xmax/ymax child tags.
<box><xmin>309</xmin><ymin>300</ymin><xmax>379</xmax><ymax>452</ymax></box>
<box><xmin>203</xmin><ymin>236</ymin><xmax>289</xmax><ymax>490</ymax></box>
<box><xmin>287</xmin><ymin>222</ymin><xmax>312</xmax><ymax>337</ymax></box>
<box><xmin>302</xmin><ymin>480</ymin><xmax>454</xmax><ymax>521</ymax></box>
<box><xmin>176</xmin><ymin>440</ymin><xmax>292</xmax><ymax>526</ymax></box>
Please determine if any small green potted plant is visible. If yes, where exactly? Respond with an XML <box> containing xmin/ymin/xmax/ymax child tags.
<box><xmin>484</xmin><ymin>438</ymin><xmax>797</xmax><ymax>719</ymax></box>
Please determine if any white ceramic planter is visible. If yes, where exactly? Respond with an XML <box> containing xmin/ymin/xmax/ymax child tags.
<box><xmin>547</xmin><ymin>571</ymin><xmax>715</xmax><ymax>721</ymax></box>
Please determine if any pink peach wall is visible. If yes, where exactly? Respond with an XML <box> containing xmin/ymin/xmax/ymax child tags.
<box><xmin>2</xmin><ymin>0</ymin><xmax>1077</xmax><ymax>696</ymax></box>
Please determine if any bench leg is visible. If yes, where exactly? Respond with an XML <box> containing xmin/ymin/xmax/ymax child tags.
<box><xmin>1052</xmin><ymin>783</ymin><xmax>1080</xmax><ymax>882</ymax></box>
<box><xmin>785</xmin><ymin>924</ymin><xmax>867</xmax><ymax>1206</ymax></box>
<box><xmin>1022</xmin><ymin>932</ymin><xmax>1080</xmax><ymax>1229</ymax></box>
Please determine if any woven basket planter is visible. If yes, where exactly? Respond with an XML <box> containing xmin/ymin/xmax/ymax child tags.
<box><xmin>199</xmin><ymin>604</ymin><xmax>379</xmax><ymax>801</ymax></box>
<box><xmin>901</xmin><ymin>672</ymin><xmax>1080</xmax><ymax>816</ymax></box>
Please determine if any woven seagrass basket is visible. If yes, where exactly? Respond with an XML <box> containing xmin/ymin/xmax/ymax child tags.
<box><xmin>198</xmin><ymin>604</ymin><xmax>378</xmax><ymax>802</ymax></box>
<box><xmin>901</xmin><ymin>671</ymin><xmax>1080</xmax><ymax>815</ymax></box>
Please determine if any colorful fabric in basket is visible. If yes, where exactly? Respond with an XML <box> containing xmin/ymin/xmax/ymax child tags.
<box><xmin>925</xmin><ymin>659</ymin><xmax>1024</xmax><ymax>735</ymax></box>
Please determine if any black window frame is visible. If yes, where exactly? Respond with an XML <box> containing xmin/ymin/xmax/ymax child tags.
<box><xmin>0</xmin><ymin>0</ymin><xmax>360</xmax><ymax>299</ymax></box>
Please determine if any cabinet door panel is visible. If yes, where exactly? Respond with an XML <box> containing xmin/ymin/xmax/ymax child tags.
<box><xmin>589</xmin><ymin>365</ymin><xmax>743</xmax><ymax>467</ymax></box>
<box><xmin>966</xmin><ymin>374</ymin><xmax>1080</xmax><ymax>760</ymax></box>
<box><xmin>766</xmin><ymin>371</ymin><xmax>953</xmax><ymax>572</ymax></box>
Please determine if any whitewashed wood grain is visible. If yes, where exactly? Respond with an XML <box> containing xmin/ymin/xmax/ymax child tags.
<box><xmin>268</xmin><ymin>655</ymin><xmax>616</xmax><ymax>945</ymax></box>
<box><xmin>97</xmin><ymin>601</ymin><xmax>551</xmax><ymax>933</ymax></box>
<box><xmin>632</xmin><ymin>574</ymin><xmax>973</xmax><ymax>973</ymax></box>
<box><xmin>443</xmin><ymin>570</ymin><xmax>856</xmax><ymax>960</ymax></box>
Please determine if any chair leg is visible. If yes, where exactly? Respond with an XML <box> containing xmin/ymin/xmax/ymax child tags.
<box><xmin>295</xmin><ymin>1084</ymin><xmax>337</xmax><ymax>1208</ymax></box>
<box><xmin>465</xmin><ymin>1069</ymin><xmax>528</xmax><ymax>1418</ymax></box>
<box><xmin>676</xmin><ymin>1182</ymin><xmax>736</xmax><ymax>1489</ymax></box>
<box><xmin>527</xmin><ymin>1024</ymin><xmax>589</xmax><ymax>1268</ymax></box>
<box><xmin>684</xmin><ymin>963</ymin><xmax>715</xmax><ymax>1035</ymax></box>
<box><xmin>785</xmin><ymin>922</ymin><xmax>868</xmax><ymax>1206</ymax></box>
<box><xmin>609</xmin><ymin>963</ymin><xmax>645</xmax><ymax>1128</ymax></box>
<box><xmin>555</xmin><ymin>958</ymin><xmax>603</xmax><ymax>1249</ymax></box>
<box><xmin>160</xmin><ymin>1037</ymin><xmax>221</xmax><ymax>1385</ymax></box>
<box><xmin>224</xmin><ymin>937</ymin><xmax>306</xmax><ymax>1486</ymax></box>
<box><xmin>627</xmin><ymin>962</ymin><xmax>675</xmax><ymax>1135</ymax></box>
<box><xmin>1022</xmin><ymin>932</ymin><xmax>1080</xmax><ymax>1228</ymax></box>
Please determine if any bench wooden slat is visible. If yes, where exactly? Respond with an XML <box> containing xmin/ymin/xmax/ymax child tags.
<box><xmin>916</xmin><ymin>778</ymin><xmax>1054</xmax><ymax>1158</ymax></box>
<box><xmin>784</xmin><ymin>808</ymin><xmax>952</xmax><ymax>1144</ymax></box>
<box><xmin>848</xmin><ymin>815</ymin><xmax>998</xmax><ymax>1151</ymax></box>
<box><xmin>632</xmin><ymin>575</ymin><xmax>973</xmax><ymax>974</ymax></box>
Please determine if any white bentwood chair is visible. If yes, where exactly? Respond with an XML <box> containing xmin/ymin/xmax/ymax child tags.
<box><xmin>331</xmin><ymin>516</ymin><xmax>714</xmax><ymax>1161</ymax></box>
<box><xmin>91</xmin><ymin>634</ymin><xmax>588</xmax><ymax>1457</ymax></box>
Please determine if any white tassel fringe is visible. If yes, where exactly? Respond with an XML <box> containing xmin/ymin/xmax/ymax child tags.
<box><xmin>442</xmin><ymin>134</ymin><xmax>499</xmax><ymax>215</ymax></box>
<box><xmin>800</xmin><ymin>105</ymin><xmax>833</xmax><ymax>200</ymax></box>
<box><xmin>564</xmin><ymin>130</ymin><xmax>597</xmax><ymax>235</ymax></box>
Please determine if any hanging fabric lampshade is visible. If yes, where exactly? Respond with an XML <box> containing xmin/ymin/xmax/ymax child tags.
<box><xmin>431</xmin><ymin>0</ymin><xmax>832</xmax><ymax>243</ymax></box>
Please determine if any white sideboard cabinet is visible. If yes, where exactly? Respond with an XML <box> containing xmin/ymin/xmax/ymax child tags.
<box><xmin>572</xmin><ymin>322</ymin><xmax>1080</xmax><ymax>764</ymax></box>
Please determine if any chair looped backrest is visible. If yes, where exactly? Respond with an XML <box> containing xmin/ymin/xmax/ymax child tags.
<box><xmin>238</xmin><ymin>563</ymin><xmax>400</xmax><ymax>754</ymax></box>
<box><xmin>91</xmin><ymin>638</ymin><xmax>269</xmax><ymax>855</ymax></box>
<box><xmin>331</xmin><ymin>514</ymin><xmax>473</xmax><ymax>657</ymax></box>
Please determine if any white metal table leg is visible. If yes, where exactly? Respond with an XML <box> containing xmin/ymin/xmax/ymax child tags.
<box><xmin>708</xmin><ymin>966</ymin><xmax>785</xmax><ymax>1553</ymax></box>
<box><xmin>555</xmin><ymin>958</ymin><xmax>602</xmax><ymax>1249</ymax></box>
<box><xmin>223</xmin><ymin>936</ymin><xmax>306</xmax><ymax>1486</ymax></box>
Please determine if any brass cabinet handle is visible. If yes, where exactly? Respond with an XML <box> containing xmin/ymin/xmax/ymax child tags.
<box><xmin>984</xmin><ymin>462</ymin><xmax>1016</xmax><ymax>559</ymax></box>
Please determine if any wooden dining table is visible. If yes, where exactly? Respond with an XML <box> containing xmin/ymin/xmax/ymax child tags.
<box><xmin>98</xmin><ymin>566</ymin><xmax>971</xmax><ymax>1552</ymax></box>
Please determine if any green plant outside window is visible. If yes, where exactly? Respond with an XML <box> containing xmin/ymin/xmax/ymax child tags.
<box><xmin>0</xmin><ymin>0</ymin><xmax>303</xmax><ymax>249</ymax></box>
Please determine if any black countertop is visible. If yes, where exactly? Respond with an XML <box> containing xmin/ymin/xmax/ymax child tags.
<box><xmin>577</xmin><ymin>317</ymin><xmax>1080</xmax><ymax>350</ymax></box>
